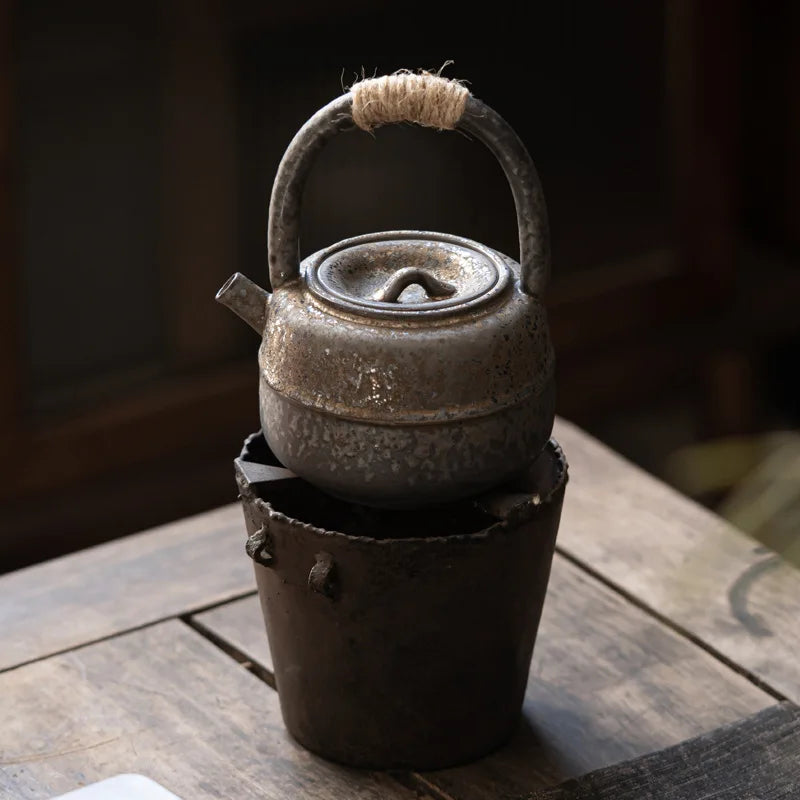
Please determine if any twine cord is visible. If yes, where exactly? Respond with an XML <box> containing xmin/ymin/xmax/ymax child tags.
<box><xmin>351</xmin><ymin>72</ymin><xmax>469</xmax><ymax>132</ymax></box>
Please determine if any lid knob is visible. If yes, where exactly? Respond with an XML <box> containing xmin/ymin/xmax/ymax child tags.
<box><xmin>372</xmin><ymin>268</ymin><xmax>457</xmax><ymax>304</ymax></box>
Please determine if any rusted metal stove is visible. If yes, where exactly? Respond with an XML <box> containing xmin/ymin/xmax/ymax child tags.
<box><xmin>236</xmin><ymin>433</ymin><xmax>567</xmax><ymax>769</ymax></box>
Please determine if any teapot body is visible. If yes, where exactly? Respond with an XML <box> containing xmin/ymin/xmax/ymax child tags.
<box><xmin>258</xmin><ymin>231</ymin><xmax>555</xmax><ymax>508</ymax></box>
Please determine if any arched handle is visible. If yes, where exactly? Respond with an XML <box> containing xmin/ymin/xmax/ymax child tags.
<box><xmin>267</xmin><ymin>75</ymin><xmax>550</xmax><ymax>297</ymax></box>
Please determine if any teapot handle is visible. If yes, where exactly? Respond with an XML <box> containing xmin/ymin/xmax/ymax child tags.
<box><xmin>267</xmin><ymin>75</ymin><xmax>550</xmax><ymax>297</ymax></box>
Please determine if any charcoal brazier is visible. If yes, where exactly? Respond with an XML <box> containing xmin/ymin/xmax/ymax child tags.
<box><xmin>235</xmin><ymin>433</ymin><xmax>568</xmax><ymax>769</ymax></box>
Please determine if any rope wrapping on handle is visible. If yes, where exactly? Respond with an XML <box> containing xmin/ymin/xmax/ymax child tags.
<box><xmin>351</xmin><ymin>73</ymin><xmax>469</xmax><ymax>132</ymax></box>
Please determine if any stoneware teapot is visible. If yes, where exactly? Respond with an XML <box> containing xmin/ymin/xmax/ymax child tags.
<box><xmin>217</xmin><ymin>73</ymin><xmax>555</xmax><ymax>508</ymax></box>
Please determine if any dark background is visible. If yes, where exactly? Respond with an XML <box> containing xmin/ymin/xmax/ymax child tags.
<box><xmin>2</xmin><ymin>0</ymin><xmax>798</xmax><ymax>572</ymax></box>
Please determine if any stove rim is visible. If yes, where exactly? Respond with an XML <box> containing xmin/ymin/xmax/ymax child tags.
<box><xmin>236</xmin><ymin>434</ymin><xmax>568</xmax><ymax>547</ymax></box>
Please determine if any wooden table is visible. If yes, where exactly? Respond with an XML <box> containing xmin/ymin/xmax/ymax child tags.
<box><xmin>2</xmin><ymin>419</ymin><xmax>799</xmax><ymax>799</ymax></box>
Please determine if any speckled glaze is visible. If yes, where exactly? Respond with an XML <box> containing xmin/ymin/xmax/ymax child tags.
<box><xmin>217</xmin><ymin>89</ymin><xmax>556</xmax><ymax>508</ymax></box>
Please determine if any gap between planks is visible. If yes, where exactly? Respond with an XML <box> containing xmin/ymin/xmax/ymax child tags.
<box><xmin>178</xmin><ymin>616</ymin><xmax>446</xmax><ymax>800</ymax></box>
<box><xmin>182</xmin><ymin>615</ymin><xmax>275</xmax><ymax>688</ymax></box>
<box><xmin>554</xmin><ymin>545</ymin><xmax>788</xmax><ymax>703</ymax></box>
<box><xmin>0</xmin><ymin>589</ymin><xmax>259</xmax><ymax>677</ymax></box>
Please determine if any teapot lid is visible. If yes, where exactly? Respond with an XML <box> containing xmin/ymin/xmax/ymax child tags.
<box><xmin>304</xmin><ymin>231</ymin><xmax>512</xmax><ymax>319</ymax></box>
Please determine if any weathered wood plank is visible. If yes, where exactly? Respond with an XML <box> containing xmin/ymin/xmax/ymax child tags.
<box><xmin>529</xmin><ymin>702</ymin><xmax>800</xmax><ymax>799</ymax></box>
<box><xmin>197</xmin><ymin>556</ymin><xmax>774</xmax><ymax>800</ymax></box>
<box><xmin>553</xmin><ymin>417</ymin><xmax>800</xmax><ymax>702</ymax></box>
<box><xmin>193</xmin><ymin>595</ymin><xmax>272</xmax><ymax>675</ymax></box>
<box><xmin>0</xmin><ymin>620</ymin><xmax>423</xmax><ymax>800</ymax></box>
<box><xmin>0</xmin><ymin>505</ymin><xmax>253</xmax><ymax>671</ymax></box>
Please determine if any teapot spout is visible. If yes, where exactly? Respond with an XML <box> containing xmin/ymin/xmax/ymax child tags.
<box><xmin>216</xmin><ymin>273</ymin><xmax>270</xmax><ymax>334</ymax></box>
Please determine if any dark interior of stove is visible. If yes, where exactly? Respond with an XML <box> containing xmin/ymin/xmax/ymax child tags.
<box><xmin>240</xmin><ymin>433</ymin><xmax>499</xmax><ymax>538</ymax></box>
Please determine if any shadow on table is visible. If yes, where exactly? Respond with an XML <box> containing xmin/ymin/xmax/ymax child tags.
<box><xmin>429</xmin><ymin>700</ymin><xmax>619</xmax><ymax>797</ymax></box>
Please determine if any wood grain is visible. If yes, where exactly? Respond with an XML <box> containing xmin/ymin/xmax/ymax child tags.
<box><xmin>196</xmin><ymin>556</ymin><xmax>774</xmax><ymax>800</ymax></box>
<box><xmin>553</xmin><ymin>417</ymin><xmax>800</xmax><ymax>703</ymax></box>
<box><xmin>0</xmin><ymin>505</ymin><xmax>253</xmax><ymax>671</ymax></box>
<box><xmin>529</xmin><ymin>702</ymin><xmax>800</xmax><ymax>799</ymax></box>
<box><xmin>193</xmin><ymin>595</ymin><xmax>272</xmax><ymax>675</ymax></box>
<box><xmin>0</xmin><ymin>620</ymin><xmax>422</xmax><ymax>800</ymax></box>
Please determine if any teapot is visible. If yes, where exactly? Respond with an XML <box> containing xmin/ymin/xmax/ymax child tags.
<box><xmin>217</xmin><ymin>74</ymin><xmax>555</xmax><ymax>508</ymax></box>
